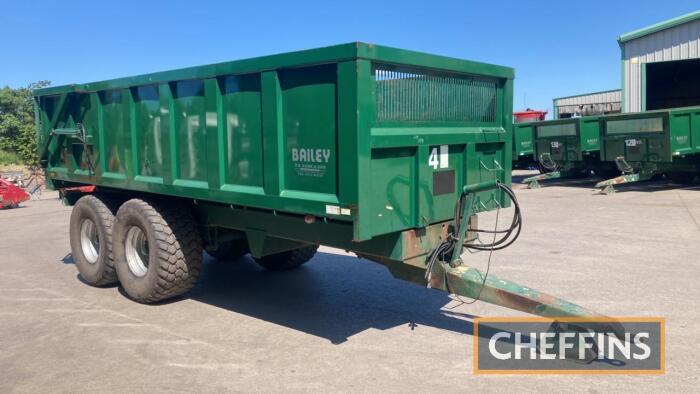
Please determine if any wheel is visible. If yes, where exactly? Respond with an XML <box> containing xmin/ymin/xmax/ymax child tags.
<box><xmin>254</xmin><ymin>245</ymin><xmax>318</xmax><ymax>271</ymax></box>
<box><xmin>113</xmin><ymin>199</ymin><xmax>202</xmax><ymax>303</ymax></box>
<box><xmin>207</xmin><ymin>239</ymin><xmax>249</xmax><ymax>261</ymax></box>
<box><xmin>667</xmin><ymin>172</ymin><xmax>696</xmax><ymax>184</ymax></box>
<box><xmin>69</xmin><ymin>195</ymin><xmax>119</xmax><ymax>286</ymax></box>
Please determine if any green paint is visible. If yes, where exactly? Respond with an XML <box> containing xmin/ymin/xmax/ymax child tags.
<box><xmin>219</xmin><ymin>74</ymin><xmax>263</xmax><ymax>189</ymax></box>
<box><xmin>431</xmin><ymin>264</ymin><xmax>597</xmax><ymax>318</ymax></box>
<box><xmin>512</xmin><ymin>123</ymin><xmax>534</xmax><ymax>160</ymax></box>
<box><xmin>600</xmin><ymin>107</ymin><xmax>700</xmax><ymax>166</ymax></box>
<box><xmin>522</xmin><ymin>171</ymin><xmax>561</xmax><ymax>189</ymax></box>
<box><xmin>641</xmin><ymin>63</ymin><xmax>647</xmax><ymax>112</ymax></box>
<box><xmin>280</xmin><ymin>64</ymin><xmax>337</xmax><ymax>197</ymax></box>
<box><xmin>525</xmin><ymin>116</ymin><xmax>617</xmax><ymax>186</ymax></box>
<box><xmin>618</xmin><ymin>9</ymin><xmax>700</xmax><ymax>43</ymax></box>
<box><xmin>38</xmin><ymin>43</ymin><xmax>613</xmax><ymax>320</ymax></box>
<box><xmin>36</xmin><ymin>42</ymin><xmax>513</xmax><ymax>243</ymax></box>
<box><xmin>597</xmin><ymin>107</ymin><xmax>700</xmax><ymax>193</ymax></box>
<box><xmin>595</xmin><ymin>173</ymin><xmax>644</xmax><ymax>194</ymax></box>
<box><xmin>132</xmin><ymin>85</ymin><xmax>165</xmax><ymax>180</ymax></box>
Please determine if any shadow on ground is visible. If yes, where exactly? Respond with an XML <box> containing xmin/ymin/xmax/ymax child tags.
<box><xmin>512</xmin><ymin>173</ymin><xmax>700</xmax><ymax>193</ymax></box>
<box><xmin>598</xmin><ymin>180</ymin><xmax>700</xmax><ymax>194</ymax></box>
<box><xmin>512</xmin><ymin>175</ymin><xmax>599</xmax><ymax>189</ymax></box>
<box><xmin>63</xmin><ymin>250</ymin><xmax>479</xmax><ymax>343</ymax></box>
<box><xmin>185</xmin><ymin>252</ymin><xmax>478</xmax><ymax>344</ymax></box>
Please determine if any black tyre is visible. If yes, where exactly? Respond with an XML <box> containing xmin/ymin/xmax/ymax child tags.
<box><xmin>254</xmin><ymin>245</ymin><xmax>318</xmax><ymax>271</ymax></box>
<box><xmin>667</xmin><ymin>172</ymin><xmax>696</xmax><ymax>184</ymax></box>
<box><xmin>206</xmin><ymin>239</ymin><xmax>249</xmax><ymax>261</ymax></box>
<box><xmin>69</xmin><ymin>195</ymin><xmax>119</xmax><ymax>286</ymax></box>
<box><xmin>113</xmin><ymin>199</ymin><xmax>202</xmax><ymax>303</ymax></box>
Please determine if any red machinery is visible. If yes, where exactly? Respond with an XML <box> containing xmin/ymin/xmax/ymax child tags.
<box><xmin>0</xmin><ymin>177</ymin><xmax>30</xmax><ymax>209</ymax></box>
<box><xmin>513</xmin><ymin>109</ymin><xmax>547</xmax><ymax>123</ymax></box>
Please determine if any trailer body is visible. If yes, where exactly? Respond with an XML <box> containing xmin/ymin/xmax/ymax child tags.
<box><xmin>596</xmin><ymin>106</ymin><xmax>700</xmax><ymax>192</ymax></box>
<box><xmin>522</xmin><ymin>116</ymin><xmax>617</xmax><ymax>187</ymax></box>
<box><xmin>534</xmin><ymin>117</ymin><xmax>600</xmax><ymax>167</ymax></box>
<box><xmin>600</xmin><ymin>106</ymin><xmax>700</xmax><ymax>165</ymax></box>
<box><xmin>36</xmin><ymin>43</ymin><xmax>511</xmax><ymax>244</ymax></box>
<box><xmin>511</xmin><ymin>110</ymin><xmax>545</xmax><ymax>169</ymax></box>
<box><xmin>512</xmin><ymin>122</ymin><xmax>535</xmax><ymax>168</ymax></box>
<box><xmin>34</xmin><ymin>43</ymin><xmax>606</xmax><ymax>320</ymax></box>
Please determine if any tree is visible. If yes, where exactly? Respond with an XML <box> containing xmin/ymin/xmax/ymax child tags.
<box><xmin>0</xmin><ymin>81</ymin><xmax>51</xmax><ymax>165</ymax></box>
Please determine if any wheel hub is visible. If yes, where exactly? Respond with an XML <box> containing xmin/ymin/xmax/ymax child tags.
<box><xmin>79</xmin><ymin>219</ymin><xmax>100</xmax><ymax>264</ymax></box>
<box><xmin>125</xmin><ymin>226</ymin><xmax>149</xmax><ymax>277</ymax></box>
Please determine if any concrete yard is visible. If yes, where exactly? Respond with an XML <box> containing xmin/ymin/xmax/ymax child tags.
<box><xmin>1</xmin><ymin>172</ymin><xmax>699</xmax><ymax>393</ymax></box>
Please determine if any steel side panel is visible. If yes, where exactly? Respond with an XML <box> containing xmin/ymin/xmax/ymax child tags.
<box><xmin>513</xmin><ymin>123</ymin><xmax>534</xmax><ymax>158</ymax></box>
<box><xmin>530</xmin><ymin>117</ymin><xmax>601</xmax><ymax>166</ymax></box>
<box><xmin>669</xmin><ymin>108</ymin><xmax>700</xmax><ymax>156</ymax></box>
<box><xmin>600</xmin><ymin>108</ymin><xmax>700</xmax><ymax>164</ymax></box>
<box><xmin>579</xmin><ymin>118</ymin><xmax>601</xmax><ymax>152</ymax></box>
<box><xmin>38</xmin><ymin>46</ymin><xmax>514</xmax><ymax>243</ymax></box>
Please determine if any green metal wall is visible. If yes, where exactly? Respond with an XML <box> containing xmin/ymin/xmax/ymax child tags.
<box><xmin>513</xmin><ymin>123</ymin><xmax>534</xmax><ymax>159</ymax></box>
<box><xmin>531</xmin><ymin>116</ymin><xmax>601</xmax><ymax>165</ymax></box>
<box><xmin>600</xmin><ymin>106</ymin><xmax>700</xmax><ymax>164</ymax></box>
<box><xmin>35</xmin><ymin>43</ymin><xmax>514</xmax><ymax>242</ymax></box>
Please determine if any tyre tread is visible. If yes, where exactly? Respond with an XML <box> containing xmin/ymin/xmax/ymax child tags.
<box><xmin>255</xmin><ymin>245</ymin><xmax>318</xmax><ymax>271</ymax></box>
<box><xmin>72</xmin><ymin>194</ymin><xmax>118</xmax><ymax>286</ymax></box>
<box><xmin>116</xmin><ymin>199</ymin><xmax>202</xmax><ymax>303</ymax></box>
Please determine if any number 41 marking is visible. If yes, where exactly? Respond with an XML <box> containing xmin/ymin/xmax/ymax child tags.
<box><xmin>429</xmin><ymin>145</ymin><xmax>449</xmax><ymax>169</ymax></box>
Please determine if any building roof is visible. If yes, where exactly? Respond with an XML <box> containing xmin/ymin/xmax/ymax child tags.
<box><xmin>552</xmin><ymin>89</ymin><xmax>621</xmax><ymax>102</ymax></box>
<box><xmin>618</xmin><ymin>9</ymin><xmax>700</xmax><ymax>43</ymax></box>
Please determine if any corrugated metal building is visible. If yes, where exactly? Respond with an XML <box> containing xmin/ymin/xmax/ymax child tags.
<box><xmin>620</xmin><ymin>10</ymin><xmax>700</xmax><ymax>112</ymax></box>
<box><xmin>553</xmin><ymin>90</ymin><xmax>621</xmax><ymax>119</ymax></box>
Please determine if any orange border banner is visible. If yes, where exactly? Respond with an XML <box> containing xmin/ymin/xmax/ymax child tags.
<box><xmin>473</xmin><ymin>317</ymin><xmax>665</xmax><ymax>375</ymax></box>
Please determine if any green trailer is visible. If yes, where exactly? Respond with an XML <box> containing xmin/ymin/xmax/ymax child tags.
<box><xmin>595</xmin><ymin>106</ymin><xmax>700</xmax><ymax>193</ymax></box>
<box><xmin>34</xmin><ymin>43</ymin><xmax>609</xmax><ymax>320</ymax></box>
<box><xmin>521</xmin><ymin>116</ymin><xmax>617</xmax><ymax>188</ymax></box>
<box><xmin>512</xmin><ymin>122</ymin><xmax>535</xmax><ymax>168</ymax></box>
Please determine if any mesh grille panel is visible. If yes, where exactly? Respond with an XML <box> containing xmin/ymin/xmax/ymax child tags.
<box><xmin>536</xmin><ymin>123</ymin><xmax>577</xmax><ymax>138</ymax></box>
<box><xmin>606</xmin><ymin>117</ymin><xmax>663</xmax><ymax>135</ymax></box>
<box><xmin>373</xmin><ymin>65</ymin><xmax>497</xmax><ymax>123</ymax></box>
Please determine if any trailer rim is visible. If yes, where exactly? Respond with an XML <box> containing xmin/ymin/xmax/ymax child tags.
<box><xmin>79</xmin><ymin>219</ymin><xmax>100</xmax><ymax>264</ymax></box>
<box><xmin>125</xmin><ymin>226</ymin><xmax>149</xmax><ymax>277</ymax></box>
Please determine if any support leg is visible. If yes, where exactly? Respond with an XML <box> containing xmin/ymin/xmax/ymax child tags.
<box><xmin>521</xmin><ymin>171</ymin><xmax>562</xmax><ymax>189</ymax></box>
<box><xmin>595</xmin><ymin>173</ymin><xmax>646</xmax><ymax>195</ymax></box>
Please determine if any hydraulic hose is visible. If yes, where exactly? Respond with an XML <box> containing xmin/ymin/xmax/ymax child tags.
<box><xmin>425</xmin><ymin>181</ymin><xmax>522</xmax><ymax>282</ymax></box>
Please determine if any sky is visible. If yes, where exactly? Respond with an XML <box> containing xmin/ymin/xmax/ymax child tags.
<box><xmin>2</xmin><ymin>1</ymin><xmax>699</xmax><ymax>117</ymax></box>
